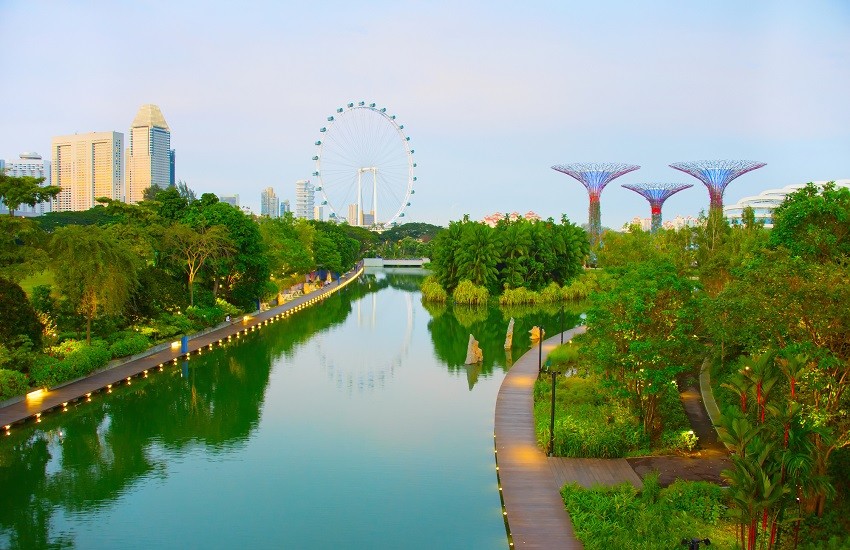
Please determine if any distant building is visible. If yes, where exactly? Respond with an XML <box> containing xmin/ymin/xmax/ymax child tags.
<box><xmin>295</xmin><ymin>180</ymin><xmax>314</xmax><ymax>219</ymax></box>
<box><xmin>482</xmin><ymin>210</ymin><xmax>542</xmax><ymax>227</ymax></box>
<box><xmin>260</xmin><ymin>187</ymin><xmax>279</xmax><ymax>218</ymax></box>
<box><xmin>51</xmin><ymin>132</ymin><xmax>124</xmax><ymax>212</ymax></box>
<box><xmin>724</xmin><ymin>179</ymin><xmax>850</xmax><ymax>228</ymax></box>
<box><xmin>0</xmin><ymin>152</ymin><xmax>52</xmax><ymax>216</ymax></box>
<box><xmin>314</xmin><ymin>205</ymin><xmax>324</xmax><ymax>221</ymax></box>
<box><xmin>280</xmin><ymin>199</ymin><xmax>290</xmax><ymax>217</ymax></box>
<box><xmin>347</xmin><ymin>203</ymin><xmax>358</xmax><ymax>225</ymax></box>
<box><xmin>219</xmin><ymin>194</ymin><xmax>239</xmax><ymax>207</ymax></box>
<box><xmin>126</xmin><ymin>104</ymin><xmax>173</xmax><ymax>204</ymax></box>
<box><xmin>626</xmin><ymin>215</ymin><xmax>699</xmax><ymax>232</ymax></box>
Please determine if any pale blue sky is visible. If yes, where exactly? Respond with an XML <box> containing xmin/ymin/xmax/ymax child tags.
<box><xmin>2</xmin><ymin>1</ymin><xmax>848</xmax><ymax>228</ymax></box>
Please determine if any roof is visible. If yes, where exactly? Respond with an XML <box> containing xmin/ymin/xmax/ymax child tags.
<box><xmin>131</xmin><ymin>104</ymin><xmax>170</xmax><ymax>131</ymax></box>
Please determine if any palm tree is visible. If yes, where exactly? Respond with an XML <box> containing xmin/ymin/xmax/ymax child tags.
<box><xmin>456</xmin><ymin>222</ymin><xmax>500</xmax><ymax>291</ymax></box>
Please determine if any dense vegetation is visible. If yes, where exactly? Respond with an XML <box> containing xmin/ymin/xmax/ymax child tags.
<box><xmin>553</xmin><ymin>183</ymin><xmax>850</xmax><ymax>548</ymax></box>
<box><xmin>0</xmin><ymin>184</ymin><xmax>364</xmax><ymax>400</ymax></box>
<box><xmin>424</xmin><ymin>214</ymin><xmax>588</xmax><ymax>302</ymax></box>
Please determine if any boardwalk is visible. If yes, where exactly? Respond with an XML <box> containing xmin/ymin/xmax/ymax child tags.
<box><xmin>494</xmin><ymin>326</ymin><xmax>648</xmax><ymax>549</ymax></box>
<box><xmin>0</xmin><ymin>266</ymin><xmax>364</xmax><ymax>431</ymax></box>
<box><xmin>494</xmin><ymin>327</ymin><xmax>587</xmax><ymax>549</ymax></box>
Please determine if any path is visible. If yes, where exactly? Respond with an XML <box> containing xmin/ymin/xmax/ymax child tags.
<box><xmin>494</xmin><ymin>328</ymin><xmax>585</xmax><ymax>549</ymax></box>
<box><xmin>0</xmin><ymin>265</ymin><xmax>364</xmax><ymax>431</ymax></box>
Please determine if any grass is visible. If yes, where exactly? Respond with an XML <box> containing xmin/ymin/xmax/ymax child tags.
<box><xmin>18</xmin><ymin>269</ymin><xmax>54</xmax><ymax>296</ymax></box>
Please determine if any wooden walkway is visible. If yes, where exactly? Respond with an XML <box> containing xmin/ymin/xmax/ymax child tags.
<box><xmin>0</xmin><ymin>266</ymin><xmax>364</xmax><ymax>432</ymax></box>
<box><xmin>494</xmin><ymin>326</ymin><xmax>646</xmax><ymax>549</ymax></box>
<box><xmin>494</xmin><ymin>327</ymin><xmax>587</xmax><ymax>549</ymax></box>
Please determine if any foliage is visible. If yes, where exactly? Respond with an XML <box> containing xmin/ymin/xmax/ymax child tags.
<box><xmin>0</xmin><ymin>277</ymin><xmax>44</xmax><ymax>349</ymax></box>
<box><xmin>498</xmin><ymin>286</ymin><xmax>538</xmax><ymax>306</ymax></box>
<box><xmin>0</xmin><ymin>171</ymin><xmax>60</xmax><ymax>217</ymax></box>
<box><xmin>30</xmin><ymin>341</ymin><xmax>111</xmax><ymax>388</ymax></box>
<box><xmin>163</xmin><ymin>222</ymin><xmax>234</xmax><ymax>306</ymax></box>
<box><xmin>429</xmin><ymin>216</ymin><xmax>588</xmax><ymax>294</ymax></box>
<box><xmin>50</xmin><ymin>225</ymin><xmax>140</xmax><ymax>344</ymax></box>
<box><xmin>560</xmin><ymin>480</ymin><xmax>736</xmax><ymax>550</ymax></box>
<box><xmin>0</xmin><ymin>369</ymin><xmax>29</xmax><ymax>401</ymax></box>
<box><xmin>451</xmin><ymin>279</ymin><xmax>489</xmax><ymax>306</ymax></box>
<box><xmin>420</xmin><ymin>276</ymin><xmax>448</xmax><ymax>303</ymax></box>
<box><xmin>379</xmin><ymin>222</ymin><xmax>442</xmax><ymax>243</ymax></box>
<box><xmin>108</xmin><ymin>334</ymin><xmax>151</xmax><ymax>359</ymax></box>
<box><xmin>561</xmin><ymin>269</ymin><xmax>613</xmax><ymax>300</ymax></box>
<box><xmin>585</xmin><ymin>258</ymin><xmax>701</xmax><ymax>441</ymax></box>
<box><xmin>0</xmin><ymin>216</ymin><xmax>49</xmax><ymax>282</ymax></box>
<box><xmin>770</xmin><ymin>181</ymin><xmax>850</xmax><ymax>263</ymax></box>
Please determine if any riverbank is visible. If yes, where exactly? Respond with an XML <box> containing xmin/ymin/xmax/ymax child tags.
<box><xmin>1</xmin><ymin>263</ymin><xmax>365</xmax><ymax>433</ymax></box>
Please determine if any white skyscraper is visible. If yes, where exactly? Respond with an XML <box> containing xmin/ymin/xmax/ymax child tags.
<box><xmin>51</xmin><ymin>132</ymin><xmax>124</xmax><ymax>212</ymax></box>
<box><xmin>260</xmin><ymin>187</ymin><xmax>279</xmax><ymax>218</ymax></box>
<box><xmin>295</xmin><ymin>180</ymin><xmax>315</xmax><ymax>220</ymax></box>
<box><xmin>0</xmin><ymin>152</ymin><xmax>52</xmax><ymax>216</ymax></box>
<box><xmin>126</xmin><ymin>104</ymin><xmax>173</xmax><ymax>204</ymax></box>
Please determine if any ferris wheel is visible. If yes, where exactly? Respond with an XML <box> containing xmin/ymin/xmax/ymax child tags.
<box><xmin>312</xmin><ymin>102</ymin><xmax>416</xmax><ymax>228</ymax></box>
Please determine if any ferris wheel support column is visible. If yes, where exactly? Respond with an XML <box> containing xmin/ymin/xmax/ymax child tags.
<box><xmin>372</xmin><ymin>168</ymin><xmax>378</xmax><ymax>226</ymax></box>
<box><xmin>357</xmin><ymin>169</ymin><xmax>363</xmax><ymax>226</ymax></box>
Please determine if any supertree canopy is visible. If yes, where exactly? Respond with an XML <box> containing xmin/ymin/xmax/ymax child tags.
<box><xmin>669</xmin><ymin>160</ymin><xmax>766</xmax><ymax>213</ymax></box>
<box><xmin>622</xmin><ymin>182</ymin><xmax>693</xmax><ymax>233</ymax></box>
<box><xmin>551</xmin><ymin>162</ymin><xmax>640</xmax><ymax>246</ymax></box>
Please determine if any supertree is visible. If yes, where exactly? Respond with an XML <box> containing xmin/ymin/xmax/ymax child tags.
<box><xmin>621</xmin><ymin>182</ymin><xmax>693</xmax><ymax>233</ymax></box>
<box><xmin>669</xmin><ymin>160</ymin><xmax>766</xmax><ymax>215</ymax></box>
<box><xmin>551</xmin><ymin>162</ymin><xmax>640</xmax><ymax>246</ymax></box>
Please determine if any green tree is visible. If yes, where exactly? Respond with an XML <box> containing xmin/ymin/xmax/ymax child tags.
<box><xmin>586</xmin><ymin>258</ymin><xmax>701</xmax><ymax>440</ymax></box>
<box><xmin>164</xmin><ymin>223</ymin><xmax>234</xmax><ymax>306</ymax></box>
<box><xmin>456</xmin><ymin>221</ymin><xmax>500</xmax><ymax>292</ymax></box>
<box><xmin>494</xmin><ymin>217</ymin><xmax>531</xmax><ymax>289</ymax></box>
<box><xmin>50</xmin><ymin>226</ymin><xmax>140</xmax><ymax>344</ymax></box>
<box><xmin>0</xmin><ymin>217</ymin><xmax>49</xmax><ymax>282</ymax></box>
<box><xmin>0</xmin><ymin>277</ymin><xmax>43</xmax><ymax>351</ymax></box>
<box><xmin>0</xmin><ymin>172</ymin><xmax>61</xmax><ymax>217</ymax></box>
<box><xmin>770</xmin><ymin>181</ymin><xmax>850</xmax><ymax>263</ymax></box>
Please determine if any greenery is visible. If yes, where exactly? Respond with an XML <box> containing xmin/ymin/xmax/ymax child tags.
<box><xmin>0</xmin><ymin>369</ymin><xmax>29</xmax><ymax>401</ymax></box>
<box><xmin>451</xmin><ymin>279</ymin><xmax>489</xmax><ymax>305</ymax></box>
<box><xmin>429</xmin><ymin>215</ymin><xmax>588</xmax><ymax>294</ymax></box>
<box><xmin>560</xmin><ymin>475</ymin><xmax>737</xmax><ymax>550</ymax></box>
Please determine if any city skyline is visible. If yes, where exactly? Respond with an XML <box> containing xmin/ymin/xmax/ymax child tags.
<box><xmin>1</xmin><ymin>2</ymin><xmax>848</xmax><ymax>228</ymax></box>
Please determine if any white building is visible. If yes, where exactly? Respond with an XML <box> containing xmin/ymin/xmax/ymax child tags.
<box><xmin>295</xmin><ymin>180</ymin><xmax>314</xmax><ymax>220</ymax></box>
<box><xmin>0</xmin><ymin>152</ymin><xmax>52</xmax><ymax>216</ymax></box>
<box><xmin>126</xmin><ymin>104</ymin><xmax>173</xmax><ymax>204</ymax></box>
<box><xmin>260</xmin><ymin>187</ymin><xmax>279</xmax><ymax>218</ymax></box>
<box><xmin>724</xmin><ymin>179</ymin><xmax>850</xmax><ymax>227</ymax></box>
<box><xmin>219</xmin><ymin>194</ymin><xmax>239</xmax><ymax>207</ymax></box>
<box><xmin>51</xmin><ymin>132</ymin><xmax>124</xmax><ymax>212</ymax></box>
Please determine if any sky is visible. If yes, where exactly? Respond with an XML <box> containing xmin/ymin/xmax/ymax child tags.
<box><xmin>2</xmin><ymin>1</ymin><xmax>849</xmax><ymax>228</ymax></box>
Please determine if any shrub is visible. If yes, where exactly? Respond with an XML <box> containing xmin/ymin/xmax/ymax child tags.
<box><xmin>420</xmin><ymin>276</ymin><xmax>448</xmax><ymax>303</ymax></box>
<box><xmin>538</xmin><ymin>282</ymin><xmax>563</xmax><ymax>303</ymax></box>
<box><xmin>109</xmin><ymin>334</ymin><xmax>151</xmax><ymax>358</ymax></box>
<box><xmin>452</xmin><ymin>279</ymin><xmax>489</xmax><ymax>305</ymax></box>
<box><xmin>0</xmin><ymin>369</ymin><xmax>29</xmax><ymax>401</ymax></box>
<box><xmin>499</xmin><ymin>287</ymin><xmax>538</xmax><ymax>306</ymax></box>
<box><xmin>31</xmin><ymin>342</ymin><xmax>111</xmax><ymax>388</ymax></box>
<box><xmin>0</xmin><ymin>278</ymin><xmax>44</xmax><ymax>349</ymax></box>
<box><xmin>664</xmin><ymin>480</ymin><xmax>727</xmax><ymax>525</ymax></box>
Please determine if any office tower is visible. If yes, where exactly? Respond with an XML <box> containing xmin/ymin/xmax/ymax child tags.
<box><xmin>280</xmin><ymin>199</ymin><xmax>290</xmax><ymax>217</ymax></box>
<box><xmin>314</xmin><ymin>205</ymin><xmax>323</xmax><ymax>221</ymax></box>
<box><xmin>51</xmin><ymin>132</ymin><xmax>124</xmax><ymax>212</ymax></box>
<box><xmin>126</xmin><ymin>104</ymin><xmax>173</xmax><ymax>204</ymax></box>
<box><xmin>295</xmin><ymin>180</ymin><xmax>314</xmax><ymax>219</ymax></box>
<box><xmin>219</xmin><ymin>194</ymin><xmax>239</xmax><ymax>207</ymax></box>
<box><xmin>0</xmin><ymin>152</ymin><xmax>52</xmax><ymax>216</ymax></box>
<box><xmin>260</xmin><ymin>187</ymin><xmax>279</xmax><ymax>218</ymax></box>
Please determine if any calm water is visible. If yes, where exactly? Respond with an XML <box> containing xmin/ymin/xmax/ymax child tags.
<box><xmin>0</xmin><ymin>270</ymin><xmax>578</xmax><ymax>549</ymax></box>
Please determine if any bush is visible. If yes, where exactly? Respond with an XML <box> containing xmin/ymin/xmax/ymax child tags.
<box><xmin>420</xmin><ymin>276</ymin><xmax>448</xmax><ymax>303</ymax></box>
<box><xmin>109</xmin><ymin>334</ymin><xmax>151</xmax><ymax>358</ymax></box>
<box><xmin>0</xmin><ymin>369</ymin><xmax>29</xmax><ymax>401</ymax></box>
<box><xmin>499</xmin><ymin>286</ymin><xmax>538</xmax><ymax>306</ymax></box>
<box><xmin>0</xmin><ymin>277</ymin><xmax>44</xmax><ymax>349</ymax></box>
<box><xmin>452</xmin><ymin>279</ymin><xmax>489</xmax><ymax>305</ymax></box>
<box><xmin>538</xmin><ymin>282</ymin><xmax>563</xmax><ymax>303</ymax></box>
<box><xmin>30</xmin><ymin>341</ymin><xmax>111</xmax><ymax>388</ymax></box>
<box><xmin>664</xmin><ymin>480</ymin><xmax>726</xmax><ymax>524</ymax></box>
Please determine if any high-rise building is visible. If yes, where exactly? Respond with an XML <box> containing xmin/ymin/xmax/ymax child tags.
<box><xmin>347</xmin><ymin>203</ymin><xmax>358</xmax><ymax>225</ymax></box>
<box><xmin>0</xmin><ymin>152</ymin><xmax>52</xmax><ymax>216</ymax></box>
<box><xmin>126</xmin><ymin>104</ymin><xmax>173</xmax><ymax>204</ymax></box>
<box><xmin>314</xmin><ymin>205</ymin><xmax>324</xmax><ymax>221</ymax></box>
<box><xmin>219</xmin><ymin>194</ymin><xmax>239</xmax><ymax>207</ymax></box>
<box><xmin>51</xmin><ymin>132</ymin><xmax>124</xmax><ymax>212</ymax></box>
<box><xmin>260</xmin><ymin>187</ymin><xmax>279</xmax><ymax>218</ymax></box>
<box><xmin>295</xmin><ymin>180</ymin><xmax>314</xmax><ymax>219</ymax></box>
<box><xmin>280</xmin><ymin>199</ymin><xmax>290</xmax><ymax>217</ymax></box>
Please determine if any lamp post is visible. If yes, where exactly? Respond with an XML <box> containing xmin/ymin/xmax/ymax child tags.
<box><xmin>548</xmin><ymin>364</ymin><xmax>556</xmax><ymax>456</ymax></box>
